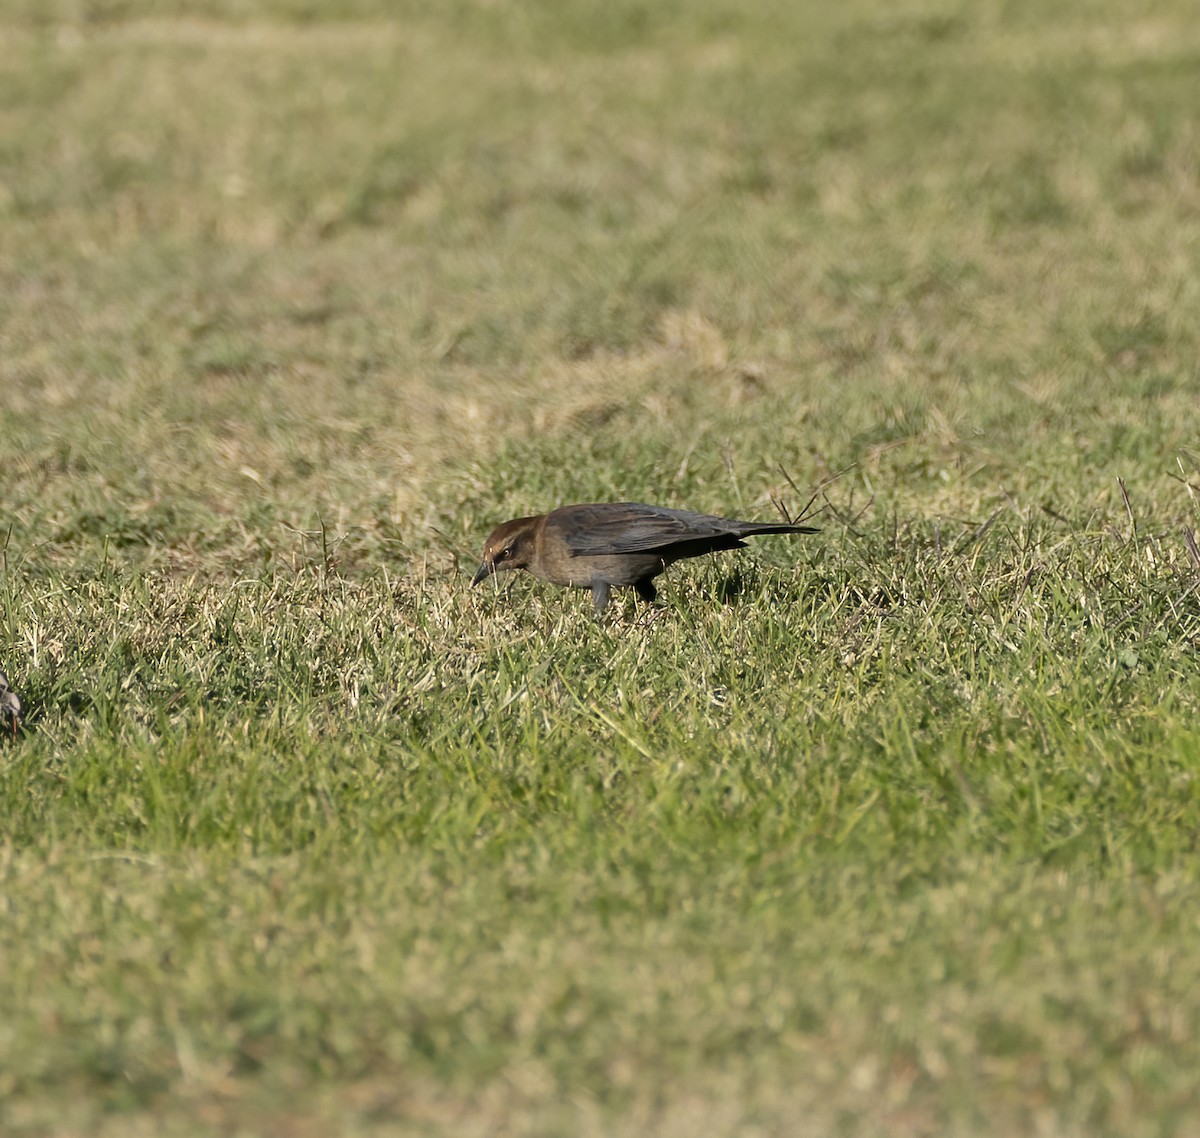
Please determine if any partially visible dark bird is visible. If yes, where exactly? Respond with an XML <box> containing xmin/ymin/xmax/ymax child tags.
<box><xmin>472</xmin><ymin>502</ymin><xmax>818</xmax><ymax>614</ymax></box>
<box><xmin>0</xmin><ymin>670</ymin><xmax>21</xmax><ymax>736</ymax></box>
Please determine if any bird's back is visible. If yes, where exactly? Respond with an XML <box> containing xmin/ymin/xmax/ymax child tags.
<box><xmin>549</xmin><ymin>502</ymin><xmax>814</xmax><ymax>556</ymax></box>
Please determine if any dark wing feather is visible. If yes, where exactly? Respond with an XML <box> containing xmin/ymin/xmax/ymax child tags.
<box><xmin>554</xmin><ymin>503</ymin><xmax>815</xmax><ymax>556</ymax></box>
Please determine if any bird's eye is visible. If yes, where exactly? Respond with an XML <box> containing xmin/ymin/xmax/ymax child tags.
<box><xmin>496</xmin><ymin>546</ymin><xmax>511</xmax><ymax>561</ymax></box>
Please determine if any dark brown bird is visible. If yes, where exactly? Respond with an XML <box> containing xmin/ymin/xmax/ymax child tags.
<box><xmin>472</xmin><ymin>502</ymin><xmax>818</xmax><ymax>614</ymax></box>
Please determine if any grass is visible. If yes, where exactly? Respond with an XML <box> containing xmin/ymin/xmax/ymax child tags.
<box><xmin>2</xmin><ymin>0</ymin><xmax>1200</xmax><ymax>1134</ymax></box>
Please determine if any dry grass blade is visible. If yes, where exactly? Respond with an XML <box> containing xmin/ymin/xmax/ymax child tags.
<box><xmin>951</xmin><ymin>506</ymin><xmax>1006</xmax><ymax>554</ymax></box>
<box><xmin>1184</xmin><ymin>527</ymin><xmax>1200</xmax><ymax>574</ymax></box>
<box><xmin>1118</xmin><ymin>476</ymin><xmax>1137</xmax><ymax>540</ymax></box>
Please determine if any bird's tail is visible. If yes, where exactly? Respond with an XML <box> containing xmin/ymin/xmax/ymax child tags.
<box><xmin>739</xmin><ymin>522</ymin><xmax>820</xmax><ymax>536</ymax></box>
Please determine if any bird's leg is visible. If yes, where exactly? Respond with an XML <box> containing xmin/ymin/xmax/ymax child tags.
<box><xmin>591</xmin><ymin>580</ymin><xmax>612</xmax><ymax>615</ymax></box>
<box><xmin>634</xmin><ymin>578</ymin><xmax>658</xmax><ymax>604</ymax></box>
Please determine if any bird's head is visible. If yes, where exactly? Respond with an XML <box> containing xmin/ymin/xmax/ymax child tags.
<box><xmin>471</xmin><ymin>516</ymin><xmax>539</xmax><ymax>586</ymax></box>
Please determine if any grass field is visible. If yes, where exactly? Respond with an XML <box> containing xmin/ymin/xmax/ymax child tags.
<box><xmin>3</xmin><ymin>0</ymin><xmax>1200</xmax><ymax>1134</ymax></box>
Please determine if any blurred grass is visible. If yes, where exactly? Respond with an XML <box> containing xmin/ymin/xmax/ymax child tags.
<box><xmin>2</xmin><ymin>0</ymin><xmax>1200</xmax><ymax>1134</ymax></box>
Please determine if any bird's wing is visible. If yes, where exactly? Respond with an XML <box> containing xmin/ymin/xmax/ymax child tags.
<box><xmin>555</xmin><ymin>503</ymin><xmax>747</xmax><ymax>556</ymax></box>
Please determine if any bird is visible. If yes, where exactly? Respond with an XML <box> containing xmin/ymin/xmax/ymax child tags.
<box><xmin>472</xmin><ymin>502</ymin><xmax>818</xmax><ymax>614</ymax></box>
<box><xmin>0</xmin><ymin>670</ymin><xmax>20</xmax><ymax>736</ymax></box>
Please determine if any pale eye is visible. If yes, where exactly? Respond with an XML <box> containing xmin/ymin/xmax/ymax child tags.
<box><xmin>496</xmin><ymin>547</ymin><xmax>512</xmax><ymax>560</ymax></box>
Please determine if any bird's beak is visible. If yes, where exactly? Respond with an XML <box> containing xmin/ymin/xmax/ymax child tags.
<box><xmin>471</xmin><ymin>560</ymin><xmax>494</xmax><ymax>586</ymax></box>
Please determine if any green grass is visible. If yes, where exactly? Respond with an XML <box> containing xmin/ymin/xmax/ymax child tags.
<box><xmin>3</xmin><ymin>0</ymin><xmax>1200</xmax><ymax>1134</ymax></box>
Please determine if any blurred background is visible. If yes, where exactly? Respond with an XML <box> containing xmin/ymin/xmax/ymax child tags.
<box><xmin>4</xmin><ymin>0</ymin><xmax>1196</xmax><ymax>574</ymax></box>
